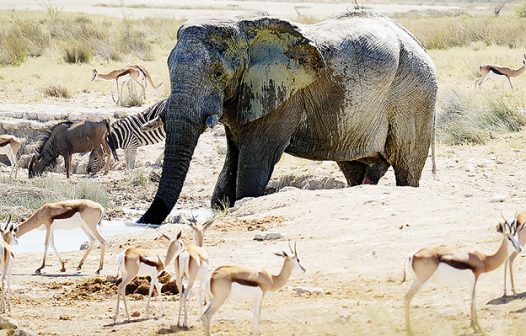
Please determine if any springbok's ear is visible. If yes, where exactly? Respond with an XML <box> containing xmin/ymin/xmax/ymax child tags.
<box><xmin>518</xmin><ymin>222</ymin><xmax>526</xmax><ymax>233</ymax></box>
<box><xmin>176</xmin><ymin>230</ymin><xmax>182</xmax><ymax>240</ymax></box>
<box><xmin>274</xmin><ymin>252</ymin><xmax>284</xmax><ymax>257</ymax></box>
<box><xmin>497</xmin><ymin>223</ymin><xmax>504</xmax><ymax>233</ymax></box>
<box><xmin>237</xmin><ymin>17</ymin><xmax>326</xmax><ymax>125</ymax></box>
<box><xmin>202</xmin><ymin>216</ymin><xmax>215</xmax><ymax>231</ymax></box>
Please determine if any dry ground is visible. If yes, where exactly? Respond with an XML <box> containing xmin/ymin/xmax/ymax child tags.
<box><xmin>2</xmin><ymin>126</ymin><xmax>526</xmax><ymax>335</ymax></box>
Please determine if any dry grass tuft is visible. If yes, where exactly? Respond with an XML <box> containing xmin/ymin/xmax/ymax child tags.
<box><xmin>41</xmin><ymin>85</ymin><xmax>71</xmax><ymax>98</ymax></box>
<box><xmin>63</xmin><ymin>43</ymin><xmax>92</xmax><ymax>64</ymax></box>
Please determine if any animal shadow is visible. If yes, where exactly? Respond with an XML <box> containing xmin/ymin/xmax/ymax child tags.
<box><xmin>486</xmin><ymin>291</ymin><xmax>526</xmax><ymax>305</ymax></box>
<box><xmin>104</xmin><ymin>317</ymin><xmax>150</xmax><ymax>327</ymax></box>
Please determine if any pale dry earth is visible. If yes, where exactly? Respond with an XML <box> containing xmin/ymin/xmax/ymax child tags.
<box><xmin>0</xmin><ymin>0</ymin><xmax>480</xmax><ymax>20</ymax></box>
<box><xmin>2</xmin><ymin>108</ymin><xmax>526</xmax><ymax>334</ymax></box>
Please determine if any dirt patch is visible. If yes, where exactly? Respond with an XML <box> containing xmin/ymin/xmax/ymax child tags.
<box><xmin>61</xmin><ymin>275</ymin><xmax>180</xmax><ymax>302</ymax></box>
<box><xmin>215</xmin><ymin>215</ymin><xmax>287</xmax><ymax>233</ymax></box>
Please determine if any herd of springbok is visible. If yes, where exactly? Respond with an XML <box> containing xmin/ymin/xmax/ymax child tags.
<box><xmin>2</xmin><ymin>58</ymin><xmax>526</xmax><ymax>335</ymax></box>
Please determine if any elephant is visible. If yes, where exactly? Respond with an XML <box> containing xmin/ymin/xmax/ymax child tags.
<box><xmin>138</xmin><ymin>11</ymin><xmax>437</xmax><ymax>224</ymax></box>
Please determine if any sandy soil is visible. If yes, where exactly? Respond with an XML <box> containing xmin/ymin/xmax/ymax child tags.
<box><xmin>0</xmin><ymin>0</ymin><xmax>471</xmax><ymax>20</ymax></box>
<box><xmin>1</xmin><ymin>115</ymin><xmax>526</xmax><ymax>335</ymax></box>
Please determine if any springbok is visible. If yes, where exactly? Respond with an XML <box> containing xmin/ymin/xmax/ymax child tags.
<box><xmin>0</xmin><ymin>216</ymin><xmax>18</xmax><ymax>313</ymax></box>
<box><xmin>113</xmin><ymin>231</ymin><xmax>184</xmax><ymax>323</ymax></box>
<box><xmin>202</xmin><ymin>242</ymin><xmax>306</xmax><ymax>336</ymax></box>
<box><xmin>502</xmin><ymin>211</ymin><xmax>526</xmax><ymax>296</ymax></box>
<box><xmin>173</xmin><ymin>216</ymin><xmax>215</xmax><ymax>329</ymax></box>
<box><xmin>15</xmin><ymin>200</ymin><xmax>106</xmax><ymax>274</ymax></box>
<box><xmin>402</xmin><ymin>218</ymin><xmax>523</xmax><ymax>335</ymax></box>
<box><xmin>92</xmin><ymin>64</ymin><xmax>162</xmax><ymax>103</ymax></box>
<box><xmin>0</xmin><ymin>135</ymin><xmax>23</xmax><ymax>181</ymax></box>
<box><xmin>475</xmin><ymin>54</ymin><xmax>526</xmax><ymax>89</ymax></box>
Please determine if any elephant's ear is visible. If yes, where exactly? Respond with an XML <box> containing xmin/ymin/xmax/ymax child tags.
<box><xmin>237</xmin><ymin>18</ymin><xmax>325</xmax><ymax>124</ymax></box>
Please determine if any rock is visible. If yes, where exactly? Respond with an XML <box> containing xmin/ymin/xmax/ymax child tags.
<box><xmin>253</xmin><ymin>232</ymin><xmax>284</xmax><ymax>241</ymax></box>
<box><xmin>161</xmin><ymin>281</ymin><xmax>180</xmax><ymax>295</ymax></box>
<box><xmin>278</xmin><ymin>186</ymin><xmax>299</xmax><ymax>193</ymax></box>
<box><xmin>490</xmin><ymin>194</ymin><xmax>507</xmax><ymax>203</ymax></box>
<box><xmin>131</xmin><ymin>311</ymin><xmax>140</xmax><ymax>318</ymax></box>
<box><xmin>13</xmin><ymin>329</ymin><xmax>37</xmax><ymax>336</ymax></box>
<box><xmin>293</xmin><ymin>286</ymin><xmax>323</xmax><ymax>295</ymax></box>
<box><xmin>80</xmin><ymin>241</ymin><xmax>89</xmax><ymax>250</ymax></box>
<box><xmin>149</xmin><ymin>171</ymin><xmax>161</xmax><ymax>183</ymax></box>
<box><xmin>464</xmin><ymin>193</ymin><xmax>473</xmax><ymax>198</ymax></box>
<box><xmin>0</xmin><ymin>317</ymin><xmax>17</xmax><ymax>329</ymax></box>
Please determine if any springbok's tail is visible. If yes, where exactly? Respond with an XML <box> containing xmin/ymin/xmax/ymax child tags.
<box><xmin>136</xmin><ymin>65</ymin><xmax>162</xmax><ymax>89</ymax></box>
<box><xmin>116</xmin><ymin>253</ymin><xmax>124</xmax><ymax>278</ymax></box>
<box><xmin>401</xmin><ymin>254</ymin><xmax>413</xmax><ymax>284</ymax></box>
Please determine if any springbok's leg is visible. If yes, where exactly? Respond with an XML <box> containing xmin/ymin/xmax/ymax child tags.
<box><xmin>6</xmin><ymin>265</ymin><xmax>11</xmax><ymax>312</ymax></box>
<box><xmin>7</xmin><ymin>148</ymin><xmax>16</xmax><ymax>181</ymax></box>
<box><xmin>183</xmin><ymin>276</ymin><xmax>196</xmax><ymax>328</ymax></box>
<box><xmin>470</xmin><ymin>276</ymin><xmax>482</xmax><ymax>332</ymax></box>
<box><xmin>36</xmin><ymin>226</ymin><xmax>52</xmax><ymax>274</ymax></box>
<box><xmin>145</xmin><ymin>277</ymin><xmax>156</xmax><ymax>319</ymax></box>
<box><xmin>503</xmin><ymin>258</ymin><xmax>509</xmax><ymax>296</ymax></box>
<box><xmin>253</xmin><ymin>290</ymin><xmax>264</xmax><ymax>336</ymax></box>
<box><xmin>507</xmin><ymin>76</ymin><xmax>514</xmax><ymax>89</ymax></box>
<box><xmin>509</xmin><ymin>252</ymin><xmax>519</xmax><ymax>295</ymax></box>
<box><xmin>115</xmin><ymin>79</ymin><xmax>120</xmax><ymax>104</ymax></box>
<box><xmin>77</xmin><ymin>227</ymin><xmax>95</xmax><ymax>271</ymax></box>
<box><xmin>49</xmin><ymin>230</ymin><xmax>66</xmax><ymax>272</ymax></box>
<box><xmin>155</xmin><ymin>279</ymin><xmax>163</xmax><ymax>317</ymax></box>
<box><xmin>404</xmin><ymin>279</ymin><xmax>424</xmax><ymax>336</ymax></box>
<box><xmin>114</xmin><ymin>268</ymin><xmax>137</xmax><ymax>323</ymax></box>
<box><xmin>202</xmin><ymin>294</ymin><xmax>228</xmax><ymax>336</ymax></box>
<box><xmin>0</xmin><ymin>271</ymin><xmax>5</xmax><ymax>313</ymax></box>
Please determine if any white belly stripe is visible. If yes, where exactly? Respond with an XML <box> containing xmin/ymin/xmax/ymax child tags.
<box><xmin>51</xmin><ymin>212</ymin><xmax>85</xmax><ymax>230</ymax></box>
<box><xmin>228</xmin><ymin>283</ymin><xmax>262</xmax><ymax>302</ymax></box>
<box><xmin>431</xmin><ymin>263</ymin><xmax>475</xmax><ymax>286</ymax></box>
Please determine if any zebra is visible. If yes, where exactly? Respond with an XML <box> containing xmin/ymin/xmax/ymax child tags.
<box><xmin>87</xmin><ymin>98</ymin><xmax>167</xmax><ymax>173</ymax></box>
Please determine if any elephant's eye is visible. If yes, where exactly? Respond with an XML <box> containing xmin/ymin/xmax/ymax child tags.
<box><xmin>214</xmin><ymin>70</ymin><xmax>223</xmax><ymax>80</ymax></box>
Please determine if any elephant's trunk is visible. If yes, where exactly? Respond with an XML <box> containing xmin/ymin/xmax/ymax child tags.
<box><xmin>138</xmin><ymin>94</ymin><xmax>203</xmax><ymax>224</ymax></box>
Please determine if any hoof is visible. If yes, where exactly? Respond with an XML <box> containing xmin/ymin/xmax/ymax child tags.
<box><xmin>95</xmin><ymin>270</ymin><xmax>101</xmax><ymax>275</ymax></box>
<box><xmin>34</xmin><ymin>269</ymin><xmax>42</xmax><ymax>274</ymax></box>
<box><xmin>60</xmin><ymin>268</ymin><xmax>66</xmax><ymax>273</ymax></box>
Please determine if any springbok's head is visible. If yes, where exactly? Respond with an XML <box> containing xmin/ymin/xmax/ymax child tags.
<box><xmin>1</xmin><ymin>215</ymin><xmax>18</xmax><ymax>245</ymax></box>
<box><xmin>186</xmin><ymin>214</ymin><xmax>215</xmax><ymax>247</ymax></box>
<box><xmin>91</xmin><ymin>69</ymin><xmax>98</xmax><ymax>81</ymax></box>
<box><xmin>162</xmin><ymin>230</ymin><xmax>184</xmax><ymax>266</ymax></box>
<box><xmin>497</xmin><ymin>210</ymin><xmax>524</xmax><ymax>253</ymax></box>
<box><xmin>275</xmin><ymin>241</ymin><xmax>306</xmax><ymax>274</ymax></box>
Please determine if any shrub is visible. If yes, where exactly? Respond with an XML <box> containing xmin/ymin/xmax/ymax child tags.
<box><xmin>63</xmin><ymin>43</ymin><xmax>92</xmax><ymax>64</ymax></box>
<box><xmin>41</xmin><ymin>85</ymin><xmax>71</xmax><ymax>98</ymax></box>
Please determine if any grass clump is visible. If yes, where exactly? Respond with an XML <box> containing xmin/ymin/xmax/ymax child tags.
<box><xmin>437</xmin><ymin>89</ymin><xmax>526</xmax><ymax>145</ymax></box>
<box><xmin>63</xmin><ymin>43</ymin><xmax>92</xmax><ymax>64</ymax></box>
<box><xmin>128</xmin><ymin>168</ymin><xmax>148</xmax><ymax>187</ymax></box>
<box><xmin>0</xmin><ymin>177</ymin><xmax>112</xmax><ymax>219</ymax></box>
<box><xmin>41</xmin><ymin>85</ymin><xmax>71</xmax><ymax>98</ymax></box>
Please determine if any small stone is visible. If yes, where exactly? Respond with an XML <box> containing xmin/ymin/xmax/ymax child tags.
<box><xmin>464</xmin><ymin>193</ymin><xmax>473</xmax><ymax>198</ymax></box>
<box><xmin>0</xmin><ymin>317</ymin><xmax>17</xmax><ymax>330</ymax></box>
<box><xmin>131</xmin><ymin>311</ymin><xmax>140</xmax><ymax>318</ymax></box>
<box><xmin>490</xmin><ymin>194</ymin><xmax>507</xmax><ymax>203</ymax></box>
<box><xmin>80</xmin><ymin>241</ymin><xmax>89</xmax><ymax>250</ymax></box>
<box><xmin>253</xmin><ymin>232</ymin><xmax>284</xmax><ymax>241</ymax></box>
<box><xmin>13</xmin><ymin>329</ymin><xmax>38</xmax><ymax>336</ymax></box>
<box><xmin>293</xmin><ymin>286</ymin><xmax>323</xmax><ymax>295</ymax></box>
<box><xmin>496</xmin><ymin>160</ymin><xmax>504</xmax><ymax>164</ymax></box>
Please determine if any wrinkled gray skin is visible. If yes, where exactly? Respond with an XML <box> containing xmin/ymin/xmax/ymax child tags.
<box><xmin>139</xmin><ymin>11</ymin><xmax>437</xmax><ymax>224</ymax></box>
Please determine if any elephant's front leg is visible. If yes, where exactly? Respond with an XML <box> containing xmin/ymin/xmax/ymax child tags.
<box><xmin>212</xmin><ymin>128</ymin><xmax>239</xmax><ymax>209</ymax></box>
<box><xmin>236</xmin><ymin>137</ymin><xmax>290</xmax><ymax>201</ymax></box>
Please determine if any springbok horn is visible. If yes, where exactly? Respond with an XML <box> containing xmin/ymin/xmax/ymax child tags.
<box><xmin>501</xmin><ymin>210</ymin><xmax>507</xmax><ymax>223</ymax></box>
<box><xmin>288</xmin><ymin>241</ymin><xmax>294</xmax><ymax>254</ymax></box>
<box><xmin>294</xmin><ymin>241</ymin><xmax>297</xmax><ymax>255</ymax></box>
<box><xmin>4</xmin><ymin>215</ymin><xmax>11</xmax><ymax>231</ymax></box>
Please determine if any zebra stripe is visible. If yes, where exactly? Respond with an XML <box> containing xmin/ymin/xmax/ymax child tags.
<box><xmin>87</xmin><ymin>98</ymin><xmax>167</xmax><ymax>172</ymax></box>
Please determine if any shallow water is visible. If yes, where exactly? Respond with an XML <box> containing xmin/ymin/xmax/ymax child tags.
<box><xmin>14</xmin><ymin>220</ymin><xmax>147</xmax><ymax>254</ymax></box>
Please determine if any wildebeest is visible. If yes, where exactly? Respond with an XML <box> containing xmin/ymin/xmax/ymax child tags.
<box><xmin>28</xmin><ymin>119</ymin><xmax>115</xmax><ymax>178</ymax></box>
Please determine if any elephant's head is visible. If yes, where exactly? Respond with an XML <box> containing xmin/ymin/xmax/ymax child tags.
<box><xmin>138</xmin><ymin>16</ymin><xmax>325</xmax><ymax>224</ymax></box>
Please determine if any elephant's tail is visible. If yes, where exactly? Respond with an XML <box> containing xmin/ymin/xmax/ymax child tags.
<box><xmin>431</xmin><ymin>115</ymin><xmax>436</xmax><ymax>178</ymax></box>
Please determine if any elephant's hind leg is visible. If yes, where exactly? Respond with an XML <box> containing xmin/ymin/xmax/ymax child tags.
<box><xmin>337</xmin><ymin>161</ymin><xmax>367</xmax><ymax>186</ymax></box>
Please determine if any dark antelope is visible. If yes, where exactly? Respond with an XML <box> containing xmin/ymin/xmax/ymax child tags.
<box><xmin>28</xmin><ymin>119</ymin><xmax>114</xmax><ymax>178</ymax></box>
